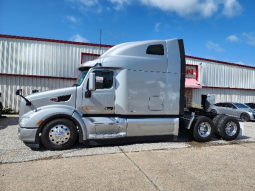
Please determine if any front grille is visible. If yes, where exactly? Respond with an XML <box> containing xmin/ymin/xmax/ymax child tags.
<box><xmin>57</xmin><ymin>95</ymin><xmax>71</xmax><ymax>102</ymax></box>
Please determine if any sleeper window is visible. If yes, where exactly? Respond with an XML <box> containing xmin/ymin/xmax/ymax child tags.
<box><xmin>146</xmin><ymin>44</ymin><xmax>164</xmax><ymax>55</ymax></box>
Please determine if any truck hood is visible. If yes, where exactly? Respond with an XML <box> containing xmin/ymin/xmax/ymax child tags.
<box><xmin>19</xmin><ymin>87</ymin><xmax>77</xmax><ymax>118</ymax></box>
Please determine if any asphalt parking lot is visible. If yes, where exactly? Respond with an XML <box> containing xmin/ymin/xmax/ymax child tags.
<box><xmin>1</xmin><ymin>115</ymin><xmax>255</xmax><ymax>191</ymax></box>
<box><xmin>1</xmin><ymin>115</ymin><xmax>255</xmax><ymax>163</ymax></box>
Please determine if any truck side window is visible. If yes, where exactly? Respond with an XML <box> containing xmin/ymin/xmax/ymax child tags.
<box><xmin>146</xmin><ymin>44</ymin><xmax>164</xmax><ymax>55</ymax></box>
<box><xmin>94</xmin><ymin>71</ymin><xmax>113</xmax><ymax>89</ymax></box>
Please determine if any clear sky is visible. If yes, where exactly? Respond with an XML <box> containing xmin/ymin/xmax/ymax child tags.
<box><xmin>0</xmin><ymin>0</ymin><xmax>255</xmax><ymax>66</ymax></box>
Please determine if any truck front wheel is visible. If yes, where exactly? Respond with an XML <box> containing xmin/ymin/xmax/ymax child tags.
<box><xmin>192</xmin><ymin>116</ymin><xmax>215</xmax><ymax>142</ymax></box>
<box><xmin>41</xmin><ymin>118</ymin><xmax>77</xmax><ymax>150</ymax></box>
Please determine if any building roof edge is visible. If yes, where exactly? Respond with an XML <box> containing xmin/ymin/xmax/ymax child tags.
<box><xmin>1</xmin><ymin>34</ymin><xmax>254</xmax><ymax>69</ymax></box>
<box><xmin>186</xmin><ymin>55</ymin><xmax>255</xmax><ymax>70</ymax></box>
<box><xmin>0</xmin><ymin>34</ymin><xmax>113</xmax><ymax>48</ymax></box>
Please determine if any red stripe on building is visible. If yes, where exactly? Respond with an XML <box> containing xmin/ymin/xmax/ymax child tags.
<box><xmin>203</xmin><ymin>86</ymin><xmax>255</xmax><ymax>91</ymax></box>
<box><xmin>186</xmin><ymin>55</ymin><xmax>255</xmax><ymax>70</ymax></box>
<box><xmin>1</xmin><ymin>34</ymin><xmax>254</xmax><ymax>70</ymax></box>
<box><xmin>0</xmin><ymin>73</ymin><xmax>77</xmax><ymax>80</ymax></box>
<box><xmin>0</xmin><ymin>34</ymin><xmax>113</xmax><ymax>48</ymax></box>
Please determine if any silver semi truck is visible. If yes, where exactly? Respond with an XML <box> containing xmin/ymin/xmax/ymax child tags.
<box><xmin>16</xmin><ymin>39</ymin><xmax>240</xmax><ymax>150</ymax></box>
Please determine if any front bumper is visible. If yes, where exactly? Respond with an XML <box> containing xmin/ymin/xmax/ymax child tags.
<box><xmin>18</xmin><ymin>127</ymin><xmax>40</xmax><ymax>148</ymax></box>
<box><xmin>18</xmin><ymin>126</ymin><xmax>37</xmax><ymax>143</ymax></box>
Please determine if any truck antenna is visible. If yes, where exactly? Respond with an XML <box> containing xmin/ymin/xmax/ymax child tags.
<box><xmin>100</xmin><ymin>28</ymin><xmax>102</xmax><ymax>54</ymax></box>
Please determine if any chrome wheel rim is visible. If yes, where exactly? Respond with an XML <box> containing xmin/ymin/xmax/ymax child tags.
<box><xmin>49</xmin><ymin>125</ymin><xmax>70</xmax><ymax>145</ymax></box>
<box><xmin>225</xmin><ymin>121</ymin><xmax>237</xmax><ymax>136</ymax></box>
<box><xmin>198</xmin><ymin>122</ymin><xmax>211</xmax><ymax>137</ymax></box>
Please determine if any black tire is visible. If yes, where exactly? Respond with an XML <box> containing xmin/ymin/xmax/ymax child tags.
<box><xmin>211</xmin><ymin>109</ymin><xmax>217</xmax><ymax>114</ymax></box>
<box><xmin>240</xmin><ymin>113</ymin><xmax>250</xmax><ymax>122</ymax></box>
<box><xmin>0</xmin><ymin>104</ymin><xmax>2</xmax><ymax>117</ymax></box>
<box><xmin>212</xmin><ymin>114</ymin><xmax>225</xmax><ymax>138</ymax></box>
<box><xmin>213</xmin><ymin>114</ymin><xmax>225</xmax><ymax>125</ymax></box>
<box><xmin>192</xmin><ymin>116</ymin><xmax>215</xmax><ymax>142</ymax></box>
<box><xmin>41</xmin><ymin>118</ymin><xmax>77</xmax><ymax>150</ymax></box>
<box><xmin>217</xmin><ymin>116</ymin><xmax>240</xmax><ymax>141</ymax></box>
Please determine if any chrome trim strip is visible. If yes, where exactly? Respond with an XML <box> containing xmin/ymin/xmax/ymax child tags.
<box><xmin>89</xmin><ymin>132</ymin><xmax>126</xmax><ymax>139</ymax></box>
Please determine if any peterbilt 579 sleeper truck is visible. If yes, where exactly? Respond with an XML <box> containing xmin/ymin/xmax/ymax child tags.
<box><xmin>16</xmin><ymin>39</ymin><xmax>240</xmax><ymax>150</ymax></box>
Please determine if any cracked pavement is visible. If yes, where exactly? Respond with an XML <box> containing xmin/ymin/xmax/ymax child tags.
<box><xmin>1</xmin><ymin>115</ymin><xmax>255</xmax><ymax>191</ymax></box>
<box><xmin>1</xmin><ymin>115</ymin><xmax>255</xmax><ymax>163</ymax></box>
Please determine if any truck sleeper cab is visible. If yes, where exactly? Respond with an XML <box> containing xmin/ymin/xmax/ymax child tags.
<box><xmin>17</xmin><ymin>39</ymin><xmax>241</xmax><ymax>150</ymax></box>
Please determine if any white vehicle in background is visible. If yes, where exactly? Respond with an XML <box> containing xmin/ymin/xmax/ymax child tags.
<box><xmin>16</xmin><ymin>39</ymin><xmax>241</xmax><ymax>150</ymax></box>
<box><xmin>207</xmin><ymin>102</ymin><xmax>255</xmax><ymax>122</ymax></box>
<box><xmin>245</xmin><ymin>103</ymin><xmax>255</xmax><ymax>109</ymax></box>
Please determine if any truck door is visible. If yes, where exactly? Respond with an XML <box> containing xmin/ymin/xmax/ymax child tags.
<box><xmin>82</xmin><ymin>70</ymin><xmax>115</xmax><ymax>114</ymax></box>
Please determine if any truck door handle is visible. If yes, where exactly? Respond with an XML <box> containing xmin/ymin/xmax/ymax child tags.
<box><xmin>105</xmin><ymin>107</ymin><xmax>113</xmax><ymax>110</ymax></box>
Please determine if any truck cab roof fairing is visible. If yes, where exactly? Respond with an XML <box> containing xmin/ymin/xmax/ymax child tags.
<box><xmin>80</xmin><ymin>39</ymin><xmax>179</xmax><ymax>72</ymax></box>
<box><xmin>80</xmin><ymin>42</ymin><xmax>136</xmax><ymax>68</ymax></box>
<box><xmin>80</xmin><ymin>59</ymin><xmax>102</xmax><ymax>68</ymax></box>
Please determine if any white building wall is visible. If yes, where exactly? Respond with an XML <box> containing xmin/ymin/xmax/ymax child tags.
<box><xmin>200</xmin><ymin>62</ymin><xmax>255</xmax><ymax>88</ymax></box>
<box><xmin>186</xmin><ymin>56</ymin><xmax>255</xmax><ymax>107</ymax></box>
<box><xmin>1</xmin><ymin>36</ymin><xmax>255</xmax><ymax>112</ymax></box>
<box><xmin>0</xmin><ymin>36</ymin><xmax>111</xmax><ymax>112</ymax></box>
<box><xmin>192</xmin><ymin>88</ymin><xmax>255</xmax><ymax>107</ymax></box>
<box><xmin>0</xmin><ymin>37</ymin><xmax>109</xmax><ymax>77</ymax></box>
<box><xmin>186</xmin><ymin>56</ymin><xmax>255</xmax><ymax>89</ymax></box>
<box><xmin>0</xmin><ymin>75</ymin><xmax>76</xmax><ymax>112</ymax></box>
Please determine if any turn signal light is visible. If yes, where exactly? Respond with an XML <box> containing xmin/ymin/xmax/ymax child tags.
<box><xmin>37</xmin><ymin>120</ymin><xmax>43</xmax><ymax>125</ymax></box>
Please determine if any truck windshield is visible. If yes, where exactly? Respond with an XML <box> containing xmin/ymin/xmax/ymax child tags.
<box><xmin>75</xmin><ymin>69</ymin><xmax>89</xmax><ymax>86</ymax></box>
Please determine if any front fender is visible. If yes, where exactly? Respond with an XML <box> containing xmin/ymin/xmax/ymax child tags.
<box><xmin>19</xmin><ymin>105</ymin><xmax>75</xmax><ymax>128</ymax></box>
<box><xmin>72</xmin><ymin>111</ymin><xmax>88</xmax><ymax>141</ymax></box>
<box><xmin>19</xmin><ymin>106</ymin><xmax>88</xmax><ymax>144</ymax></box>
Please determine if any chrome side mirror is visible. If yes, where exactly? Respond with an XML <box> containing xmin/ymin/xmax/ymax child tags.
<box><xmin>88</xmin><ymin>73</ymin><xmax>96</xmax><ymax>91</ymax></box>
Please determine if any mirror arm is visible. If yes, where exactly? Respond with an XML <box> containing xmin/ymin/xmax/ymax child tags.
<box><xmin>20</xmin><ymin>95</ymin><xmax>32</xmax><ymax>106</ymax></box>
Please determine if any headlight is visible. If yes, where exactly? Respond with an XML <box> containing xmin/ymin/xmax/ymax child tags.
<box><xmin>19</xmin><ymin>116</ymin><xmax>31</xmax><ymax>127</ymax></box>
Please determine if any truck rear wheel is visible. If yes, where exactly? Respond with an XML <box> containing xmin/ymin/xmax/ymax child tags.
<box><xmin>192</xmin><ymin>116</ymin><xmax>215</xmax><ymax>142</ymax></box>
<box><xmin>213</xmin><ymin>114</ymin><xmax>225</xmax><ymax>138</ymax></box>
<box><xmin>41</xmin><ymin>118</ymin><xmax>77</xmax><ymax>150</ymax></box>
<box><xmin>216</xmin><ymin>116</ymin><xmax>240</xmax><ymax>141</ymax></box>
